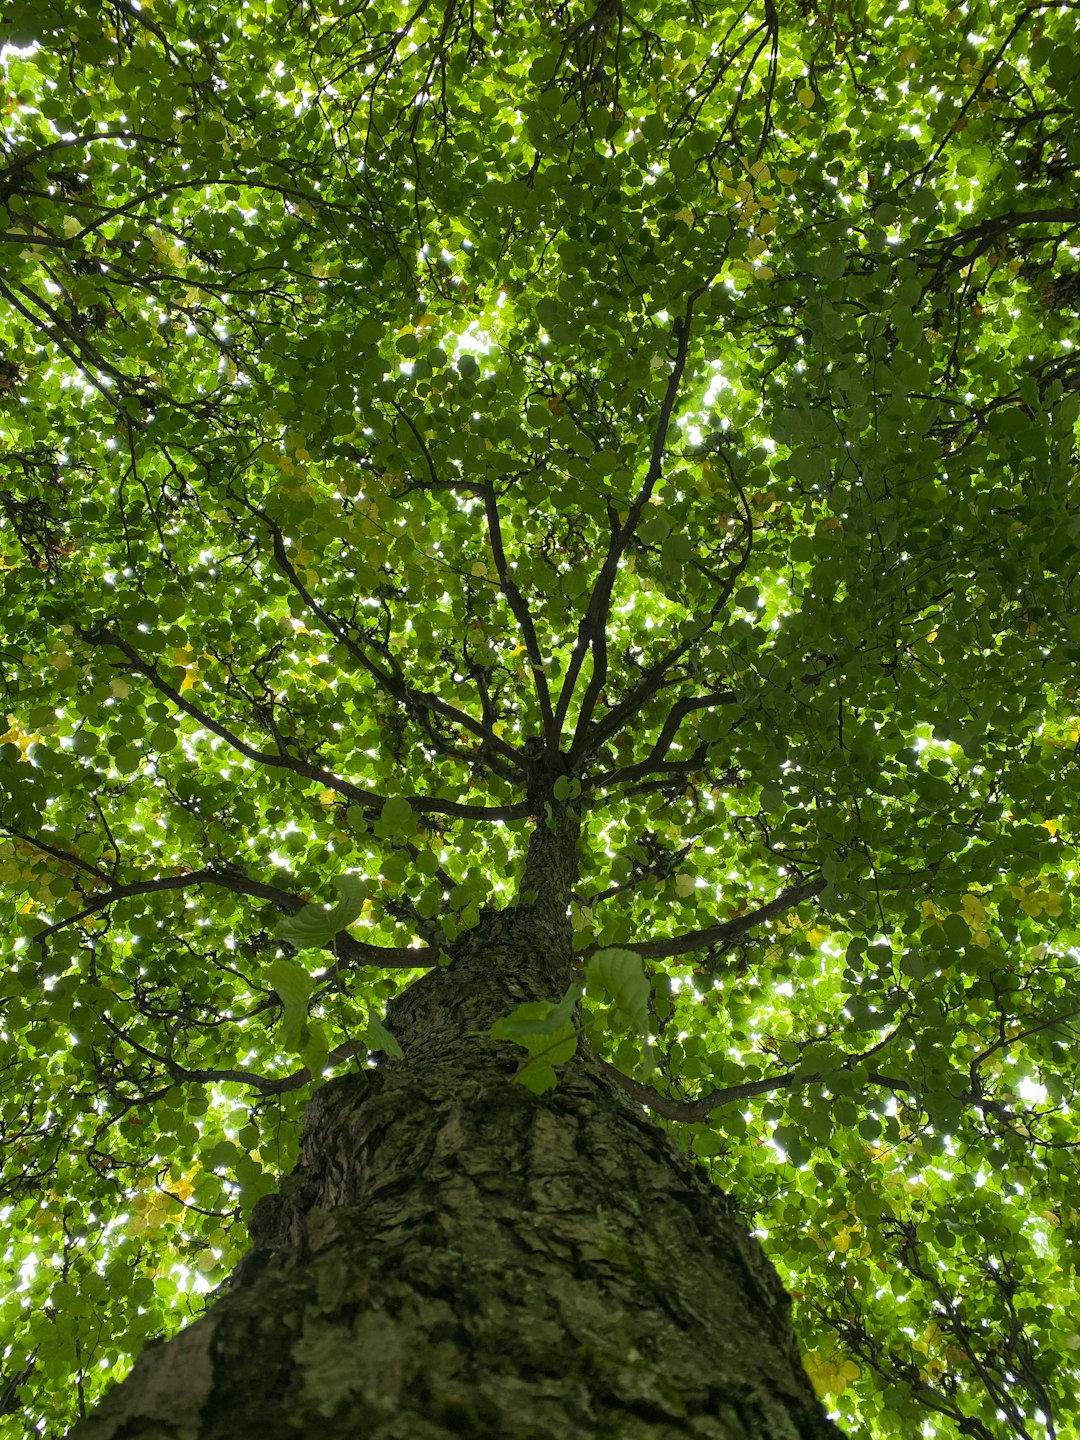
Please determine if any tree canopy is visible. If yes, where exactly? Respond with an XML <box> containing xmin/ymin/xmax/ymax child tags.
<box><xmin>1</xmin><ymin>0</ymin><xmax>1079</xmax><ymax>1434</ymax></box>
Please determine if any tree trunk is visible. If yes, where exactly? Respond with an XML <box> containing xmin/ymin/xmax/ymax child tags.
<box><xmin>71</xmin><ymin>898</ymin><xmax>845</xmax><ymax>1440</ymax></box>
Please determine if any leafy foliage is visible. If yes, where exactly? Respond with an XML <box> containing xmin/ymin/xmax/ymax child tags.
<box><xmin>1</xmin><ymin>0</ymin><xmax>1079</xmax><ymax>1435</ymax></box>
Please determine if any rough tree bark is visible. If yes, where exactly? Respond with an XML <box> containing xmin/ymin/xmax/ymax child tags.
<box><xmin>71</xmin><ymin>806</ymin><xmax>845</xmax><ymax>1440</ymax></box>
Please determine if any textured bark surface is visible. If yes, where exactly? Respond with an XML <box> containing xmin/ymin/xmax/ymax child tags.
<box><xmin>71</xmin><ymin>889</ymin><xmax>845</xmax><ymax>1440</ymax></box>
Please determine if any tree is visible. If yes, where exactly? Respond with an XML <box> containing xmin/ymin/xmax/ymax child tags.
<box><xmin>1</xmin><ymin>0</ymin><xmax>1079</xmax><ymax>1434</ymax></box>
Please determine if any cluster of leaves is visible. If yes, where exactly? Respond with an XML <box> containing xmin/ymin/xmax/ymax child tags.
<box><xmin>1</xmin><ymin>0</ymin><xmax>1079</xmax><ymax>1435</ymax></box>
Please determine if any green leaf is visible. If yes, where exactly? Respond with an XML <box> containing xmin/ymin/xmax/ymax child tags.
<box><xmin>552</xmin><ymin>774</ymin><xmax>581</xmax><ymax>801</ymax></box>
<box><xmin>490</xmin><ymin>982</ymin><xmax>583</xmax><ymax>1043</ymax></box>
<box><xmin>586</xmin><ymin>949</ymin><xmax>650</xmax><ymax>1036</ymax></box>
<box><xmin>489</xmin><ymin>982</ymin><xmax>582</xmax><ymax>1091</ymax></box>
<box><xmin>513</xmin><ymin>1029</ymin><xmax>579</xmax><ymax>1094</ymax></box>
<box><xmin>267</xmin><ymin>958</ymin><xmax>315</xmax><ymax>1051</ymax></box>
<box><xmin>380</xmin><ymin>796</ymin><xmax>415</xmax><ymax>837</ymax></box>
<box><xmin>274</xmin><ymin>875</ymin><xmax>368</xmax><ymax>949</ymax></box>
<box><xmin>266</xmin><ymin>958</ymin><xmax>315</xmax><ymax>1012</ymax></box>
<box><xmin>364</xmin><ymin>1006</ymin><xmax>404</xmax><ymax>1058</ymax></box>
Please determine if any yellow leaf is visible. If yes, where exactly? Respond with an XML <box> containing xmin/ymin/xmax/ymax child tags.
<box><xmin>836</xmin><ymin>1359</ymin><xmax>860</xmax><ymax>1392</ymax></box>
<box><xmin>914</xmin><ymin>1321</ymin><xmax>944</xmax><ymax>1355</ymax></box>
<box><xmin>674</xmin><ymin>872</ymin><xmax>696</xmax><ymax>898</ymax></box>
<box><xmin>960</xmin><ymin>894</ymin><xmax>988</xmax><ymax>927</ymax></box>
<box><xmin>797</xmin><ymin>87</ymin><xmax>815</xmax><ymax>108</ymax></box>
<box><xmin>0</xmin><ymin>718</ymin><xmax>38</xmax><ymax>760</ymax></box>
<box><xmin>833</xmin><ymin>1225</ymin><xmax>856</xmax><ymax>1253</ymax></box>
<box><xmin>1041</xmin><ymin>819</ymin><xmax>1059</xmax><ymax>836</ymax></box>
<box><xmin>805</xmin><ymin>1349</ymin><xmax>860</xmax><ymax>1398</ymax></box>
<box><xmin>145</xmin><ymin>1198</ymin><xmax>173</xmax><ymax>1229</ymax></box>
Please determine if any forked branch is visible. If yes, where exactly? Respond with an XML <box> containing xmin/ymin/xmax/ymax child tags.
<box><xmin>552</xmin><ymin>283</ymin><xmax>710</xmax><ymax>748</ymax></box>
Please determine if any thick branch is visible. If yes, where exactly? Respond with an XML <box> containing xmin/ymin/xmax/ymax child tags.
<box><xmin>105</xmin><ymin>1026</ymin><xmax>368</xmax><ymax>1098</ymax></box>
<box><xmin>81</xmin><ymin>627</ymin><xmax>525</xmax><ymax>820</ymax></box>
<box><xmin>0</xmin><ymin>278</ymin><xmax>132</xmax><ymax>414</ymax></box>
<box><xmin>588</xmin><ymin>879</ymin><xmax>826</xmax><ymax>962</ymax></box>
<box><xmin>242</xmin><ymin>494</ymin><xmax>525</xmax><ymax>773</ymax></box>
<box><xmin>28</xmin><ymin>861</ymin><xmax>437</xmax><ymax>969</ymax></box>
<box><xmin>596</xmin><ymin>1057</ymin><xmax>793</xmax><ymax>1120</ymax></box>
<box><xmin>919</xmin><ymin>207</ymin><xmax>1080</xmax><ymax>270</ymax></box>
<box><xmin>588</xmin><ymin>690</ymin><xmax>737</xmax><ymax>788</ymax></box>
<box><xmin>599</xmin><ymin>1061</ymin><xmax>1028</xmax><ymax>1128</ymax></box>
